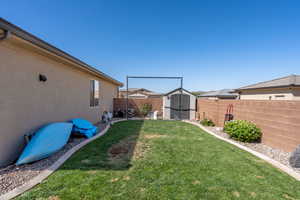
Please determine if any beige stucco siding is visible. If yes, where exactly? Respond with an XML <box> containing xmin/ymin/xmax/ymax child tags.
<box><xmin>99</xmin><ymin>80</ymin><xmax>118</xmax><ymax>114</ymax></box>
<box><xmin>239</xmin><ymin>88</ymin><xmax>300</xmax><ymax>100</ymax></box>
<box><xmin>0</xmin><ymin>38</ymin><xmax>119</xmax><ymax>167</ymax></box>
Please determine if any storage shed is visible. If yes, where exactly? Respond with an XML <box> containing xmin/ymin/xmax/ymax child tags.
<box><xmin>163</xmin><ymin>88</ymin><xmax>196</xmax><ymax>120</ymax></box>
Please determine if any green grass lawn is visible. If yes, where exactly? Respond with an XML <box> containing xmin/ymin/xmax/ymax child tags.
<box><xmin>17</xmin><ymin>120</ymin><xmax>299</xmax><ymax>200</ymax></box>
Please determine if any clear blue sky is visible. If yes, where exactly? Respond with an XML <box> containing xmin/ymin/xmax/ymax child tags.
<box><xmin>2</xmin><ymin>0</ymin><xmax>300</xmax><ymax>92</ymax></box>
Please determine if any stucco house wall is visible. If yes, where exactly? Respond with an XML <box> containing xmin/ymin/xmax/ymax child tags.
<box><xmin>0</xmin><ymin>36</ymin><xmax>120</xmax><ymax>167</ymax></box>
<box><xmin>239</xmin><ymin>87</ymin><xmax>300</xmax><ymax>100</ymax></box>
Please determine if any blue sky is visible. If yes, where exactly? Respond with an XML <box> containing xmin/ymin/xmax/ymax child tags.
<box><xmin>2</xmin><ymin>0</ymin><xmax>300</xmax><ymax>92</ymax></box>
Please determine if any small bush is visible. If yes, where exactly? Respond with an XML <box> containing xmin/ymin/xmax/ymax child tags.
<box><xmin>223</xmin><ymin>120</ymin><xmax>261</xmax><ymax>142</ymax></box>
<box><xmin>140</xmin><ymin>103</ymin><xmax>152</xmax><ymax>117</ymax></box>
<box><xmin>200</xmin><ymin>118</ymin><xmax>215</xmax><ymax>127</ymax></box>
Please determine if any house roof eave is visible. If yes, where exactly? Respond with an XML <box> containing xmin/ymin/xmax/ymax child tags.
<box><xmin>0</xmin><ymin>18</ymin><xmax>123</xmax><ymax>86</ymax></box>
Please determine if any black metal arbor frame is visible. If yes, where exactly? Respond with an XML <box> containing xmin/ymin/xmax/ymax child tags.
<box><xmin>126</xmin><ymin>76</ymin><xmax>184</xmax><ymax>120</ymax></box>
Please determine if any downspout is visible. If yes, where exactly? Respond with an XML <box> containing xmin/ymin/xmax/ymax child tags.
<box><xmin>0</xmin><ymin>29</ymin><xmax>9</xmax><ymax>41</ymax></box>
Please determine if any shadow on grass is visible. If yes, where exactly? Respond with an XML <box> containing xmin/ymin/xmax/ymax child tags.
<box><xmin>59</xmin><ymin>120</ymin><xmax>144</xmax><ymax>171</ymax></box>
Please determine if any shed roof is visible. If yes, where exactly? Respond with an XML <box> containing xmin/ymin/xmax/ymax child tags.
<box><xmin>164</xmin><ymin>88</ymin><xmax>195</xmax><ymax>96</ymax></box>
<box><xmin>0</xmin><ymin>18</ymin><xmax>123</xmax><ymax>86</ymax></box>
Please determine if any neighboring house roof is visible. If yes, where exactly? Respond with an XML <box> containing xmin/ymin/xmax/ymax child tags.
<box><xmin>164</xmin><ymin>88</ymin><xmax>196</xmax><ymax>96</ymax></box>
<box><xmin>146</xmin><ymin>91</ymin><xmax>163</xmax><ymax>96</ymax></box>
<box><xmin>191</xmin><ymin>91</ymin><xmax>206</xmax><ymax>96</ymax></box>
<box><xmin>0</xmin><ymin>18</ymin><xmax>123</xmax><ymax>86</ymax></box>
<box><xmin>236</xmin><ymin>74</ymin><xmax>300</xmax><ymax>91</ymax></box>
<box><xmin>128</xmin><ymin>93</ymin><xmax>148</xmax><ymax>98</ymax></box>
<box><xmin>199</xmin><ymin>89</ymin><xmax>237</xmax><ymax>97</ymax></box>
<box><xmin>119</xmin><ymin>88</ymin><xmax>152</xmax><ymax>92</ymax></box>
<box><xmin>119</xmin><ymin>88</ymin><xmax>162</xmax><ymax>96</ymax></box>
<box><xmin>147</xmin><ymin>92</ymin><xmax>163</xmax><ymax>96</ymax></box>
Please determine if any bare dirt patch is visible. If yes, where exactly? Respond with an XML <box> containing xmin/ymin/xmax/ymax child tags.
<box><xmin>255</xmin><ymin>175</ymin><xmax>264</xmax><ymax>179</ymax></box>
<box><xmin>192</xmin><ymin>180</ymin><xmax>201</xmax><ymax>185</ymax></box>
<box><xmin>108</xmin><ymin>135</ymin><xmax>150</xmax><ymax>164</ymax></box>
<box><xmin>143</xmin><ymin>134</ymin><xmax>167</xmax><ymax>139</ymax></box>
<box><xmin>133</xmin><ymin>141</ymin><xmax>150</xmax><ymax>160</ymax></box>
<box><xmin>232</xmin><ymin>191</ymin><xmax>240</xmax><ymax>198</ymax></box>
<box><xmin>87</xmin><ymin>170</ymin><xmax>97</xmax><ymax>175</ymax></box>
<box><xmin>249</xmin><ymin>192</ymin><xmax>256</xmax><ymax>197</ymax></box>
<box><xmin>48</xmin><ymin>195</ymin><xmax>60</xmax><ymax>200</ymax></box>
<box><xmin>283</xmin><ymin>194</ymin><xmax>296</xmax><ymax>200</ymax></box>
<box><xmin>110</xmin><ymin>178</ymin><xmax>119</xmax><ymax>183</ymax></box>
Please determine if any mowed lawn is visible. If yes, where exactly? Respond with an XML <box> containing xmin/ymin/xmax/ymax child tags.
<box><xmin>17</xmin><ymin>120</ymin><xmax>299</xmax><ymax>200</ymax></box>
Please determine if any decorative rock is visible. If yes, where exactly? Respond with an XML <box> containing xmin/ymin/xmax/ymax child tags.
<box><xmin>216</xmin><ymin>127</ymin><xmax>222</xmax><ymax>131</ymax></box>
<box><xmin>289</xmin><ymin>145</ymin><xmax>300</xmax><ymax>168</ymax></box>
<box><xmin>203</xmin><ymin>125</ymin><xmax>300</xmax><ymax>175</ymax></box>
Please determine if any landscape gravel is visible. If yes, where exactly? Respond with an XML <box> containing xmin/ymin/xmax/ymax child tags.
<box><xmin>206</xmin><ymin>126</ymin><xmax>300</xmax><ymax>175</ymax></box>
<box><xmin>0</xmin><ymin>122</ymin><xmax>108</xmax><ymax>195</ymax></box>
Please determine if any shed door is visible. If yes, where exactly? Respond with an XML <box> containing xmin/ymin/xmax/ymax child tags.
<box><xmin>170</xmin><ymin>94</ymin><xmax>190</xmax><ymax>120</ymax></box>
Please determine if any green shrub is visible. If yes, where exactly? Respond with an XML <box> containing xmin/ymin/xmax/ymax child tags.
<box><xmin>140</xmin><ymin>103</ymin><xmax>152</xmax><ymax>117</ymax></box>
<box><xmin>200</xmin><ymin>118</ymin><xmax>215</xmax><ymax>127</ymax></box>
<box><xmin>223</xmin><ymin>120</ymin><xmax>261</xmax><ymax>142</ymax></box>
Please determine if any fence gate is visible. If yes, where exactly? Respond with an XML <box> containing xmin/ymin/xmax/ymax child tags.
<box><xmin>170</xmin><ymin>94</ymin><xmax>190</xmax><ymax>120</ymax></box>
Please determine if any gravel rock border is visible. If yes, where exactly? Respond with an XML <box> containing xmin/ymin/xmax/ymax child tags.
<box><xmin>205</xmin><ymin>126</ymin><xmax>300</xmax><ymax>175</ymax></box>
<box><xmin>184</xmin><ymin>120</ymin><xmax>300</xmax><ymax>181</ymax></box>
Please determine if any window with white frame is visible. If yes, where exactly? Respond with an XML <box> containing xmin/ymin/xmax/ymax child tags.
<box><xmin>90</xmin><ymin>80</ymin><xmax>99</xmax><ymax>107</ymax></box>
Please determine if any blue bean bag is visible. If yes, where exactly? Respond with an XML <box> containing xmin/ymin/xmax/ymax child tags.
<box><xmin>71</xmin><ymin>118</ymin><xmax>98</xmax><ymax>138</ymax></box>
<box><xmin>71</xmin><ymin>118</ymin><xmax>94</xmax><ymax>130</ymax></box>
<box><xmin>73</xmin><ymin>126</ymin><xmax>98</xmax><ymax>138</ymax></box>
